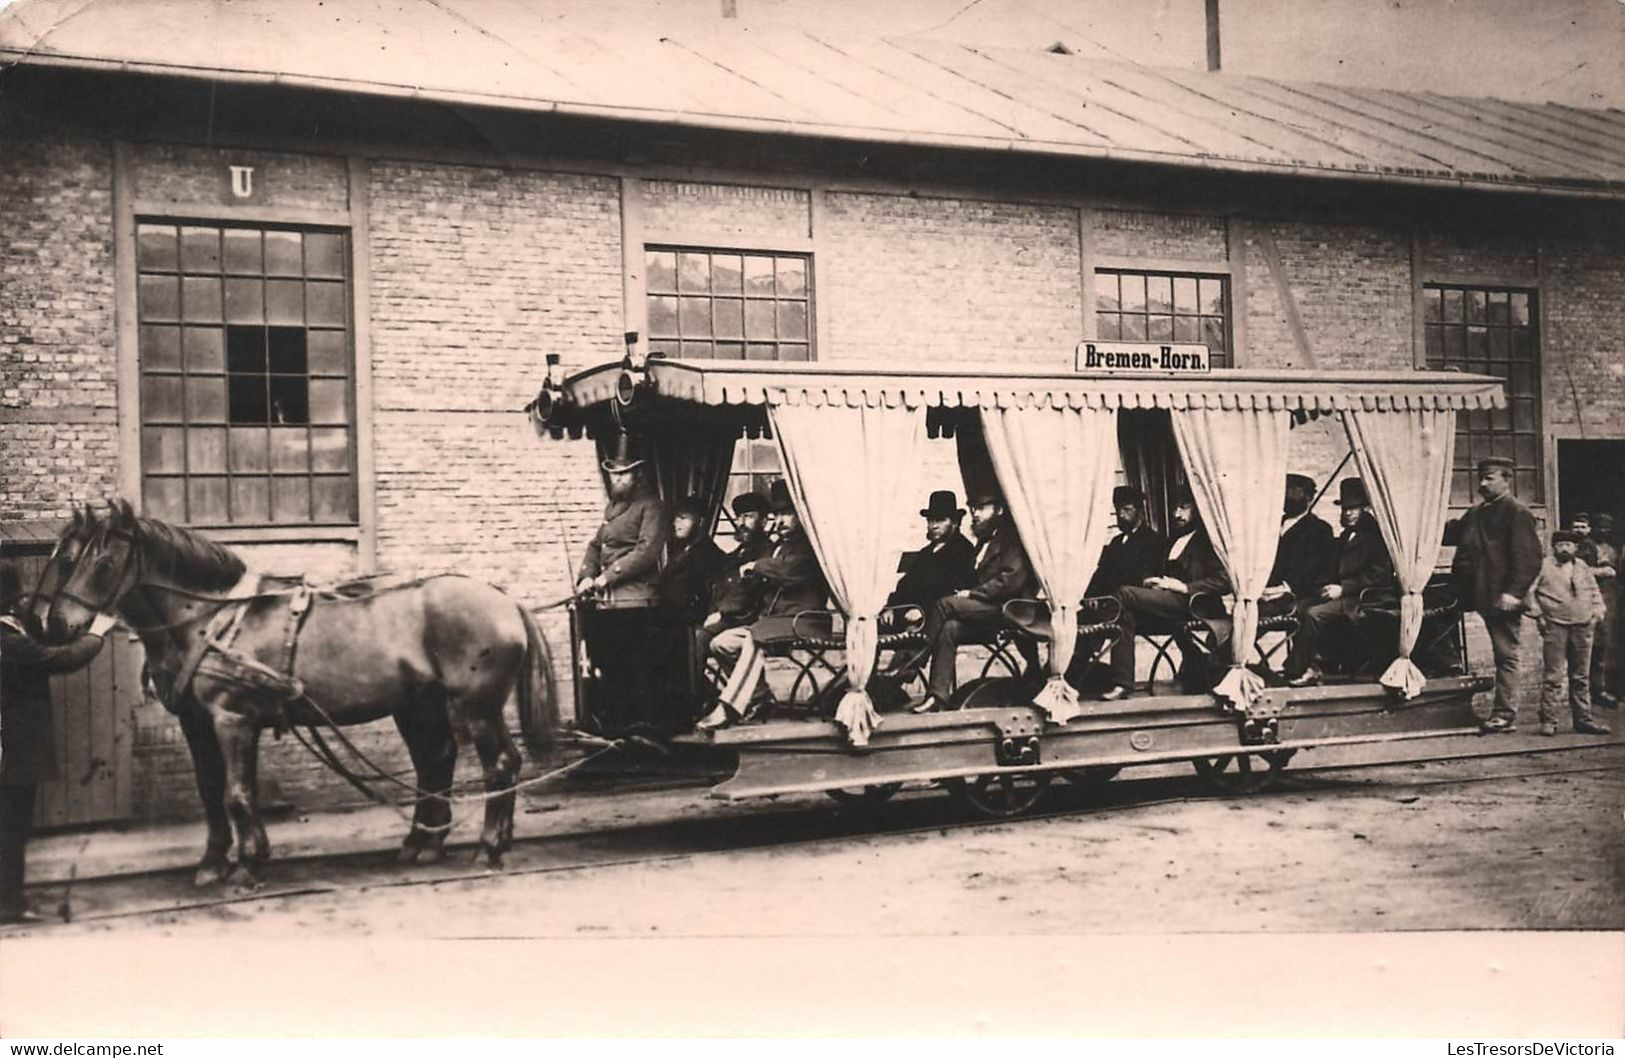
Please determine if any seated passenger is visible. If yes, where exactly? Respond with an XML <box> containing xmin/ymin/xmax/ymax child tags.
<box><xmin>1283</xmin><ymin>478</ymin><xmax>1396</xmax><ymax>686</ymax></box>
<box><xmin>910</xmin><ymin>488</ymin><xmax>1041</xmax><ymax>714</ymax></box>
<box><xmin>655</xmin><ymin>496</ymin><xmax>726</xmax><ymax>624</ymax></box>
<box><xmin>1103</xmin><ymin>486</ymin><xmax>1231</xmax><ymax>700</ymax></box>
<box><xmin>887</xmin><ymin>490</ymin><xmax>976</xmax><ymax>614</ymax></box>
<box><xmin>707</xmin><ymin>491</ymin><xmax>774</xmax><ymax>619</ymax></box>
<box><xmin>1067</xmin><ymin>486</ymin><xmax>1168</xmax><ymax>687</ymax></box>
<box><xmin>698</xmin><ymin>482</ymin><xmax>830</xmax><ymax>730</ymax></box>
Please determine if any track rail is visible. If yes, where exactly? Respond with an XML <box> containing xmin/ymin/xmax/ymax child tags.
<box><xmin>16</xmin><ymin>741</ymin><xmax>1620</xmax><ymax>931</ymax></box>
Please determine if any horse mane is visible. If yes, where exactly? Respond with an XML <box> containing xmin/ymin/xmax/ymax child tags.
<box><xmin>129</xmin><ymin>516</ymin><xmax>248</xmax><ymax>591</ymax></box>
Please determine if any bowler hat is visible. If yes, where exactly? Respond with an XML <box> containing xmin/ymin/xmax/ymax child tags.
<box><xmin>1112</xmin><ymin>485</ymin><xmax>1144</xmax><ymax>508</ymax></box>
<box><xmin>731</xmin><ymin>492</ymin><xmax>768</xmax><ymax>516</ymax></box>
<box><xmin>1476</xmin><ymin>456</ymin><xmax>1516</xmax><ymax>475</ymax></box>
<box><xmin>920</xmin><ymin>490</ymin><xmax>965</xmax><ymax>520</ymax></box>
<box><xmin>1334</xmin><ymin>478</ymin><xmax>1370</xmax><ymax>507</ymax></box>
<box><xmin>1553</xmin><ymin>529</ymin><xmax>1582</xmax><ymax>545</ymax></box>
<box><xmin>768</xmin><ymin>479</ymin><xmax>796</xmax><ymax>513</ymax></box>
<box><xmin>1285</xmin><ymin>473</ymin><xmax>1317</xmax><ymax>494</ymax></box>
<box><xmin>670</xmin><ymin>495</ymin><xmax>706</xmax><ymax>521</ymax></box>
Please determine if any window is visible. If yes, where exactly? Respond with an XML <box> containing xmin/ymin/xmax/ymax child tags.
<box><xmin>644</xmin><ymin>247</ymin><xmax>812</xmax><ymax>362</ymax></box>
<box><xmin>1424</xmin><ymin>285</ymin><xmax>1541</xmax><ymax>505</ymax></box>
<box><xmin>136</xmin><ymin>222</ymin><xmax>355</xmax><ymax>527</ymax></box>
<box><xmin>646</xmin><ymin>247</ymin><xmax>813</xmax><ymax>541</ymax></box>
<box><xmin>1095</xmin><ymin>270</ymin><xmax>1231</xmax><ymax>368</ymax></box>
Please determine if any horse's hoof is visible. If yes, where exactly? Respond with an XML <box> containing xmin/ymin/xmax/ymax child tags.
<box><xmin>483</xmin><ymin>848</ymin><xmax>505</xmax><ymax>870</ymax></box>
<box><xmin>397</xmin><ymin>845</ymin><xmax>422</xmax><ymax>866</ymax></box>
<box><xmin>194</xmin><ymin>862</ymin><xmax>229</xmax><ymax>888</ymax></box>
<box><xmin>226</xmin><ymin>866</ymin><xmax>261</xmax><ymax>892</ymax></box>
<box><xmin>417</xmin><ymin>845</ymin><xmax>445</xmax><ymax>865</ymax></box>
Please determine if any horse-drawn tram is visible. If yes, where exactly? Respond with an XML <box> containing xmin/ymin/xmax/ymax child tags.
<box><xmin>531</xmin><ymin>355</ymin><xmax>1503</xmax><ymax>819</ymax></box>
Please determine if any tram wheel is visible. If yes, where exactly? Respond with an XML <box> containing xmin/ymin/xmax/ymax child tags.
<box><xmin>1190</xmin><ymin>750</ymin><xmax>1295</xmax><ymax>795</ymax></box>
<box><xmin>825</xmin><ymin>783</ymin><xmax>904</xmax><ymax>808</ymax></box>
<box><xmin>942</xmin><ymin>772</ymin><xmax>1052</xmax><ymax>819</ymax></box>
<box><xmin>1059</xmin><ymin>764</ymin><xmax>1122</xmax><ymax>788</ymax></box>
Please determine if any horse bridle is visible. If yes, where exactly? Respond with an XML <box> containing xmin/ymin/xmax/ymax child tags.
<box><xmin>31</xmin><ymin>522</ymin><xmax>144</xmax><ymax>638</ymax></box>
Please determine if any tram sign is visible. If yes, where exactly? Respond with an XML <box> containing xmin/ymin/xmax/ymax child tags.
<box><xmin>1075</xmin><ymin>340</ymin><xmax>1211</xmax><ymax>374</ymax></box>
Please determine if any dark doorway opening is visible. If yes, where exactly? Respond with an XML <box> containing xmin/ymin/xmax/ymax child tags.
<box><xmin>1557</xmin><ymin>439</ymin><xmax>1625</xmax><ymax>526</ymax></box>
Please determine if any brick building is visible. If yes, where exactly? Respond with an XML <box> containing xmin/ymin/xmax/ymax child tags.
<box><xmin>2</xmin><ymin>4</ymin><xmax>1622</xmax><ymax>825</ymax></box>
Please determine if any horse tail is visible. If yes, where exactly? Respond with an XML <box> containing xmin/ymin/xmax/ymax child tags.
<box><xmin>516</xmin><ymin>603</ymin><xmax>559</xmax><ymax>756</ymax></box>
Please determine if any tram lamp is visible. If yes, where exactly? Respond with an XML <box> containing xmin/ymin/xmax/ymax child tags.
<box><xmin>545</xmin><ymin>352</ymin><xmax>561</xmax><ymax>387</ymax></box>
<box><xmin>623</xmin><ymin>329</ymin><xmax>647</xmax><ymax>371</ymax></box>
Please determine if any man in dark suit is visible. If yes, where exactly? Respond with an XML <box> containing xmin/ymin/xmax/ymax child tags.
<box><xmin>707</xmin><ymin>491</ymin><xmax>773</xmax><ymax>619</ymax></box>
<box><xmin>656</xmin><ymin>495</ymin><xmax>727</xmax><ymax>624</ymax></box>
<box><xmin>1</xmin><ymin>563</ymin><xmax>111</xmax><ymax>924</ymax></box>
<box><xmin>1104</xmin><ymin>486</ymin><xmax>1231</xmax><ymax>699</ymax></box>
<box><xmin>1445</xmin><ymin>456</ymin><xmax>1544</xmax><ymax>733</ymax></box>
<box><xmin>698</xmin><ymin>481</ymin><xmax>830</xmax><ymax>730</ymax></box>
<box><xmin>888</xmin><ymin>490</ymin><xmax>976</xmax><ymax>612</ymax></box>
<box><xmin>910</xmin><ymin>488</ymin><xmax>1040</xmax><ymax>713</ymax></box>
<box><xmin>1284</xmin><ymin>478</ymin><xmax>1396</xmax><ymax>685</ymax></box>
<box><xmin>1086</xmin><ymin>486</ymin><xmax>1170</xmax><ymax>598</ymax></box>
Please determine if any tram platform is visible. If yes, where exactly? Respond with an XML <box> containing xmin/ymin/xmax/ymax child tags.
<box><xmin>21</xmin><ymin>720</ymin><xmax>1621</xmax><ymax>887</ymax></box>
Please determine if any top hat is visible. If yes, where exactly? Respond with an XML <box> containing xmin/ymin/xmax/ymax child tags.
<box><xmin>1112</xmin><ymin>485</ymin><xmax>1145</xmax><ymax>508</ymax></box>
<box><xmin>768</xmin><ymin>479</ymin><xmax>796</xmax><ymax>513</ymax></box>
<box><xmin>600</xmin><ymin>433</ymin><xmax>646</xmax><ymax>474</ymax></box>
<box><xmin>920</xmin><ymin>490</ymin><xmax>965</xmax><ymax>520</ymax></box>
<box><xmin>1476</xmin><ymin>456</ymin><xmax>1516</xmax><ymax>475</ymax></box>
<box><xmin>1552</xmin><ymin>529</ymin><xmax>1582</xmax><ymax>545</ymax></box>
<box><xmin>965</xmin><ymin>486</ymin><xmax>1004</xmax><ymax>508</ymax></box>
<box><xmin>731</xmin><ymin>491</ymin><xmax>768</xmax><ymax>516</ymax></box>
<box><xmin>1285</xmin><ymin>473</ymin><xmax>1317</xmax><ymax>494</ymax></box>
<box><xmin>1335</xmin><ymin>478</ymin><xmax>1370</xmax><ymax>507</ymax></box>
<box><xmin>1172</xmin><ymin>483</ymin><xmax>1195</xmax><ymax>505</ymax></box>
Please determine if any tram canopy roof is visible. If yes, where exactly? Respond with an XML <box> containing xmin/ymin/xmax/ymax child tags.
<box><xmin>556</xmin><ymin>358</ymin><xmax>1506</xmax><ymax>416</ymax></box>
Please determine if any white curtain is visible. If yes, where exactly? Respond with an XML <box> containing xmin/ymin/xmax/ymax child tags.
<box><xmin>769</xmin><ymin>401</ymin><xmax>930</xmax><ymax>748</ymax></box>
<box><xmin>1170</xmin><ymin>406</ymin><xmax>1294</xmax><ymax>708</ymax></box>
<box><xmin>1343</xmin><ymin>407</ymin><xmax>1457</xmax><ymax>699</ymax></box>
<box><xmin>981</xmin><ymin>404</ymin><xmax>1119</xmax><ymax>724</ymax></box>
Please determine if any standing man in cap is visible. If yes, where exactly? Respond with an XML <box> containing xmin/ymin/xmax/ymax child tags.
<box><xmin>1566</xmin><ymin>512</ymin><xmax>1600</xmax><ymax>567</ymax></box>
<box><xmin>1589</xmin><ymin>513</ymin><xmax>1619</xmax><ymax>707</ymax></box>
<box><xmin>1524</xmin><ymin>528</ymin><xmax>1610</xmax><ymax>736</ymax></box>
<box><xmin>1445</xmin><ymin>456</ymin><xmax>1543</xmax><ymax>733</ymax></box>
<box><xmin>2</xmin><ymin>562</ymin><xmax>113</xmax><ymax>923</ymax></box>
<box><xmin>575</xmin><ymin>445</ymin><xmax>670</xmax><ymax>734</ymax></box>
<box><xmin>909</xmin><ymin>487</ymin><xmax>1040</xmax><ymax>714</ymax></box>
<box><xmin>698</xmin><ymin>481</ymin><xmax>829</xmax><ymax>730</ymax></box>
<box><xmin>887</xmin><ymin>490</ymin><xmax>976</xmax><ymax>612</ymax></box>
<box><xmin>1283</xmin><ymin>478</ymin><xmax>1396</xmax><ymax>686</ymax></box>
<box><xmin>1103</xmin><ymin>485</ymin><xmax>1231</xmax><ymax>700</ymax></box>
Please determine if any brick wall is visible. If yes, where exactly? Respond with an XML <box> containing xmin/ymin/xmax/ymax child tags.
<box><xmin>1094</xmin><ymin>208</ymin><xmax>1226</xmax><ymax>260</ymax></box>
<box><xmin>128</xmin><ymin>143</ymin><xmax>349</xmax><ymax>213</ymax></box>
<box><xmin>643</xmin><ymin>180</ymin><xmax>809</xmax><ymax>241</ymax></box>
<box><xmin>1541</xmin><ymin>232</ymin><xmax>1625</xmax><ymax>436</ymax></box>
<box><xmin>0</xmin><ymin>132</ymin><xmax>119</xmax><ymax>520</ymax></box>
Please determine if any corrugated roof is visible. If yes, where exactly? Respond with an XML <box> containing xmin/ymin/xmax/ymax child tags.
<box><xmin>3</xmin><ymin>0</ymin><xmax>1623</xmax><ymax>197</ymax></box>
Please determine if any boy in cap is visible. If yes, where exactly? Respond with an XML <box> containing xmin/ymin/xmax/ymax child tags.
<box><xmin>1444</xmin><ymin>456</ymin><xmax>1543</xmax><ymax>733</ymax></box>
<box><xmin>1525</xmin><ymin>529</ymin><xmax>1610</xmax><ymax>736</ymax></box>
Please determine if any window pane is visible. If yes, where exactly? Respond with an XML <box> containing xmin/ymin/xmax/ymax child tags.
<box><xmin>181</xmin><ymin>277</ymin><xmax>222</xmax><ymax>323</ymax></box>
<box><xmin>270</xmin><ymin>376</ymin><xmax>311</xmax><ymax>424</ymax></box>
<box><xmin>648</xmin><ymin>295</ymin><xmax>678</xmax><ymax>337</ymax></box>
<box><xmin>648</xmin><ymin>339</ymin><xmax>679</xmax><ymax>359</ymax></box>
<box><xmin>1424</xmin><ymin>323</ymin><xmax>1442</xmax><ymax>358</ymax></box>
<box><xmin>270</xmin><ymin>428</ymin><xmax>308</xmax><ymax>472</ymax></box>
<box><xmin>143</xmin><ymin>477</ymin><xmax>185</xmax><ymax>522</ymax></box>
<box><xmin>680</xmin><ymin>340</ymin><xmax>715</xmax><ymax>359</ymax></box>
<box><xmin>141</xmin><ymin>325</ymin><xmax>181</xmax><ymax>371</ymax></box>
<box><xmin>224</xmin><ymin>278</ymin><xmax>264</xmax><ymax>324</ymax></box>
<box><xmin>745</xmin><ymin>300</ymin><xmax>775</xmax><ymax>339</ymax></box>
<box><xmin>265</xmin><ymin>231</ymin><xmax>302</xmax><ymax>276</ymax></box>
<box><xmin>138</xmin><ymin>224</ymin><xmax>179</xmax><ymax>272</ymax></box>
<box><xmin>1199</xmin><ymin>278</ymin><xmax>1225</xmax><ymax>316</ymax></box>
<box><xmin>308</xmin><ymin>379</ymin><xmax>347</xmax><ymax>424</ymax></box>
<box><xmin>1121</xmin><ymin>314</ymin><xmax>1147</xmax><ymax>340</ymax></box>
<box><xmin>223</xmin><ymin>228</ymin><xmax>262</xmax><ymax>274</ymax></box>
<box><xmin>1510</xmin><ymin>292</ymin><xmax>1530</xmax><ymax>326</ymax></box>
<box><xmin>142</xmin><ymin>427</ymin><xmax>185</xmax><ymax>473</ymax></box>
<box><xmin>141</xmin><ymin>376</ymin><xmax>183</xmax><ymax>422</ymax></box>
<box><xmin>180</xmin><ymin>226</ymin><xmax>221</xmax><ymax>273</ymax></box>
<box><xmin>1486</xmin><ymin>290</ymin><xmax>1509</xmax><ymax>325</ymax></box>
<box><xmin>1442</xmin><ymin>288</ymin><xmax>1463</xmax><ymax>322</ymax></box>
<box><xmin>714</xmin><ymin>298</ymin><xmax>744</xmax><ymax>339</ymax></box>
<box><xmin>1172</xmin><ymin>276</ymin><xmax>1197</xmax><ymax>314</ymax></box>
<box><xmin>1095</xmin><ymin>314</ymin><xmax>1121</xmax><ymax>340</ymax></box>
<box><xmin>1121</xmin><ymin>273</ymin><xmax>1146</xmax><ymax>312</ymax></box>
<box><xmin>1511</xmin><ymin>328</ymin><xmax>1534</xmax><ymax>361</ymax></box>
<box><xmin>312</xmin><ymin>476</ymin><xmax>352</xmax><ymax>522</ymax></box>
<box><xmin>679</xmin><ymin>297</ymin><xmax>713</xmax><ymax>337</ymax></box>
<box><xmin>230</xmin><ymin>427</ymin><xmax>268</xmax><ymax>472</ymax></box>
<box><xmin>714</xmin><ymin>342</ymin><xmax>744</xmax><ymax>360</ymax></box>
<box><xmin>304</xmin><ymin>232</ymin><xmax>344</xmax><ymax>278</ymax></box>
<box><xmin>229</xmin><ymin>375</ymin><xmax>268</xmax><ymax>423</ymax></box>
<box><xmin>1487</xmin><ymin>327</ymin><xmax>1509</xmax><ymax>360</ymax></box>
<box><xmin>743</xmin><ymin>256</ymin><xmax>775</xmax><ymax>296</ymax></box>
<box><xmin>1423</xmin><ymin>288</ymin><xmax>1441</xmax><ymax>322</ymax></box>
<box><xmin>231</xmin><ymin>477</ymin><xmax>270</xmax><ymax>524</ymax></box>
<box><xmin>311</xmin><ymin>427</ymin><xmax>350</xmax><ymax>471</ymax></box>
<box><xmin>184</xmin><ymin>327</ymin><xmax>224</xmax><ymax>373</ymax></box>
<box><xmin>1147</xmin><ymin>314</ymin><xmax>1173</xmax><ymax>342</ymax></box>
<box><xmin>1513</xmin><ymin>399</ymin><xmax>1536</xmax><ymax>431</ymax></box>
<box><xmin>268</xmin><ymin>327</ymin><xmax>307</xmax><ymax>374</ymax></box>
<box><xmin>678</xmin><ymin>252</ymin><xmax>710</xmax><ymax>294</ymax></box>
<box><xmin>271</xmin><ymin>476</ymin><xmax>311</xmax><ymax>524</ymax></box>
<box><xmin>308</xmin><ymin>331</ymin><xmax>347</xmax><ymax>375</ymax></box>
<box><xmin>1095</xmin><ymin>273</ymin><xmax>1119</xmax><ymax>313</ymax></box>
<box><xmin>227</xmin><ymin>326</ymin><xmax>265</xmax><ymax>374</ymax></box>
<box><xmin>266</xmin><ymin>279</ymin><xmax>303</xmax><ymax>325</ymax></box>
<box><xmin>1174</xmin><ymin>315</ymin><xmax>1199</xmax><ymax>342</ymax></box>
<box><xmin>139</xmin><ymin>275</ymin><xmax>180</xmax><ymax>322</ymax></box>
<box><xmin>645</xmin><ymin>251</ymin><xmax>677</xmax><ymax>294</ymax></box>
<box><xmin>1442</xmin><ymin>326</ymin><xmax>1465</xmax><ymax>361</ymax></box>
<box><xmin>1200</xmin><ymin>316</ymin><xmax>1225</xmax><ymax>351</ymax></box>
<box><xmin>779</xmin><ymin>343</ymin><xmax>810</xmax><ymax>362</ymax></box>
<box><xmin>188</xmin><ymin>427</ymin><xmax>226</xmax><ymax>473</ymax></box>
<box><xmin>777</xmin><ymin>300</ymin><xmax>808</xmax><ymax>341</ymax></box>
<box><xmin>1466</xmin><ymin>289</ymin><xmax>1487</xmax><ymax>324</ymax></box>
<box><xmin>306</xmin><ymin>281</ymin><xmax>345</xmax><ymax>326</ymax></box>
<box><xmin>188</xmin><ymin>476</ymin><xmax>228</xmax><ymax>524</ymax></box>
<box><xmin>744</xmin><ymin>343</ymin><xmax>776</xmax><ymax>361</ymax></box>
<box><xmin>712</xmin><ymin>255</ymin><xmax>743</xmax><ymax>295</ymax></box>
<box><xmin>1146</xmin><ymin>275</ymin><xmax>1173</xmax><ymax>313</ymax></box>
<box><xmin>775</xmin><ymin>257</ymin><xmax>807</xmax><ymax>297</ymax></box>
<box><xmin>186</xmin><ymin>376</ymin><xmax>226</xmax><ymax>423</ymax></box>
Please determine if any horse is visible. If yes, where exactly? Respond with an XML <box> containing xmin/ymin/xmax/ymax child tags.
<box><xmin>27</xmin><ymin>499</ymin><xmax>556</xmax><ymax>887</ymax></box>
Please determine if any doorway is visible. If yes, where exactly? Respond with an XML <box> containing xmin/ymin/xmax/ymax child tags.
<box><xmin>1556</xmin><ymin>439</ymin><xmax>1625</xmax><ymax>527</ymax></box>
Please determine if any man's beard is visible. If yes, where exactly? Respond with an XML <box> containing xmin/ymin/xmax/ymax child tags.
<box><xmin>1555</xmin><ymin>551</ymin><xmax>1575</xmax><ymax>564</ymax></box>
